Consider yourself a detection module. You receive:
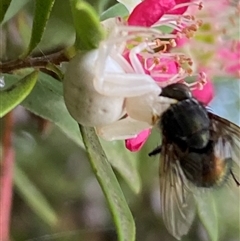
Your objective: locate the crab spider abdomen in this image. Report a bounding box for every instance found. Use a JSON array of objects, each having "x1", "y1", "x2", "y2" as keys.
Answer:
[{"x1": 63, "y1": 50, "x2": 125, "y2": 126}]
